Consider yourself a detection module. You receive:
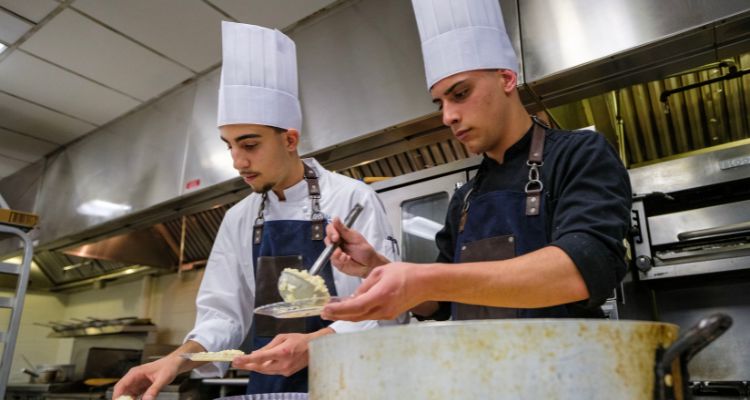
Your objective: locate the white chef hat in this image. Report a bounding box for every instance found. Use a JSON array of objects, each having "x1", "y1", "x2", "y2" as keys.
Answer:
[
  {"x1": 411, "y1": 0, "x2": 519, "y2": 89},
  {"x1": 217, "y1": 21, "x2": 302, "y2": 131}
]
